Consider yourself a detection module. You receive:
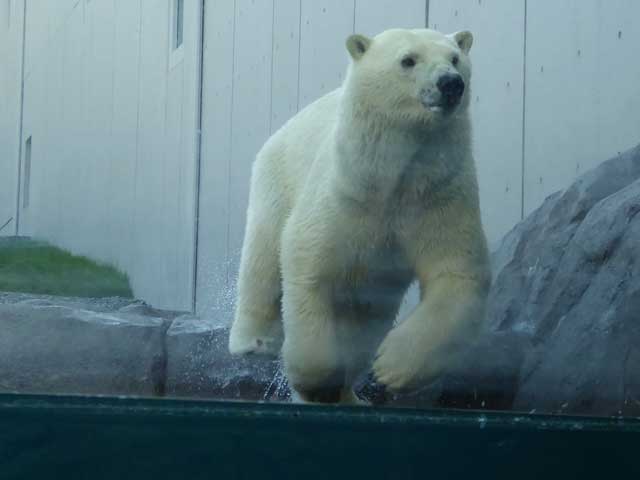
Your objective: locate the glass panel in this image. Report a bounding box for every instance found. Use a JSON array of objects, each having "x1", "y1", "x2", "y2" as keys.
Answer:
[{"x1": 0, "y1": 0, "x2": 638, "y2": 420}]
